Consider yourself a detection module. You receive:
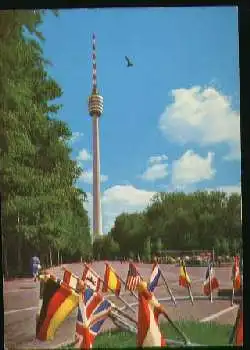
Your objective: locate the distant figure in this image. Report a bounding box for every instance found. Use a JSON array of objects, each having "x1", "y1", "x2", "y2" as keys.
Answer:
[
  {"x1": 31, "y1": 255, "x2": 41, "y2": 282},
  {"x1": 125, "y1": 56, "x2": 133, "y2": 67}
]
